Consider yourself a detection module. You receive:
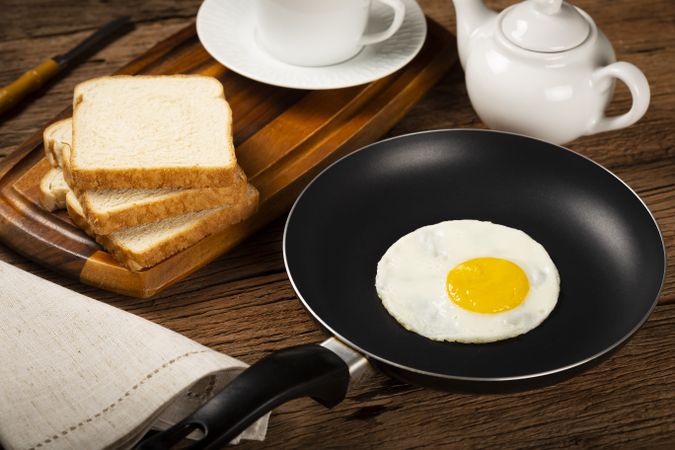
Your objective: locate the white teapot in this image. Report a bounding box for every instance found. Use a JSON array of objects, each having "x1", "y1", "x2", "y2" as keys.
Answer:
[{"x1": 453, "y1": 0, "x2": 650, "y2": 144}]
